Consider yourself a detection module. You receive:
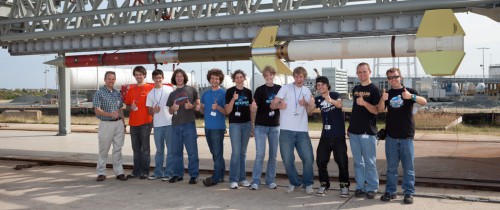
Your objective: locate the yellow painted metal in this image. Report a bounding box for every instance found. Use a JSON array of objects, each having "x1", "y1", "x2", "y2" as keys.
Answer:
[
  {"x1": 416, "y1": 9, "x2": 465, "y2": 37},
  {"x1": 251, "y1": 56, "x2": 292, "y2": 75},
  {"x1": 417, "y1": 51, "x2": 465, "y2": 76},
  {"x1": 251, "y1": 26, "x2": 279, "y2": 48},
  {"x1": 417, "y1": 9, "x2": 465, "y2": 76}
]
